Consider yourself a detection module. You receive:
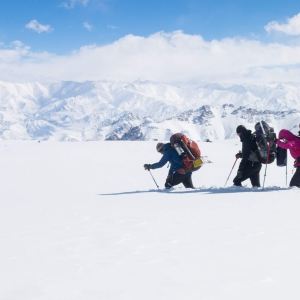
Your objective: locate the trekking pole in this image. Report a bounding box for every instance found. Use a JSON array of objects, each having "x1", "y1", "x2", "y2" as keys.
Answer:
[
  {"x1": 262, "y1": 165, "x2": 268, "y2": 190},
  {"x1": 262, "y1": 142, "x2": 271, "y2": 190},
  {"x1": 286, "y1": 154, "x2": 288, "y2": 186},
  {"x1": 260, "y1": 121, "x2": 266, "y2": 135},
  {"x1": 148, "y1": 170, "x2": 159, "y2": 189},
  {"x1": 259, "y1": 121, "x2": 270, "y2": 191},
  {"x1": 224, "y1": 157, "x2": 239, "y2": 187}
]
